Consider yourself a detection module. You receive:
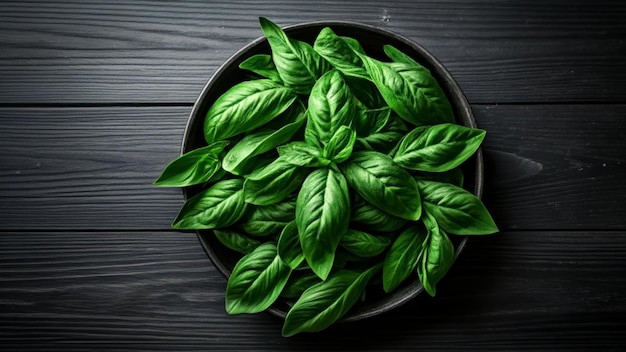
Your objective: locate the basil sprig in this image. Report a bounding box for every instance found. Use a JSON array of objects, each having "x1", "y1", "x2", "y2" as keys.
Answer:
[{"x1": 156, "y1": 17, "x2": 498, "y2": 336}]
